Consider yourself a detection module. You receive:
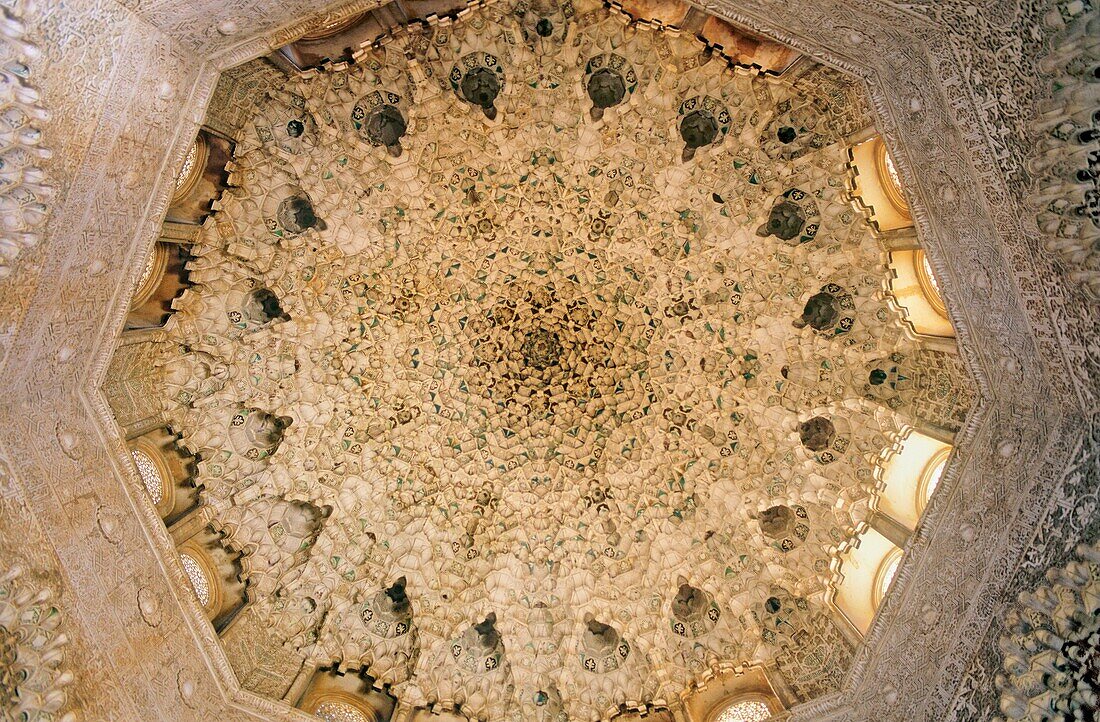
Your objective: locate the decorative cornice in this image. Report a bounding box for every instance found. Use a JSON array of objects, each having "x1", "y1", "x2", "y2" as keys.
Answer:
[
  {"x1": 0, "y1": 0, "x2": 1092, "y2": 719},
  {"x1": 212, "y1": 0, "x2": 391, "y2": 72}
]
